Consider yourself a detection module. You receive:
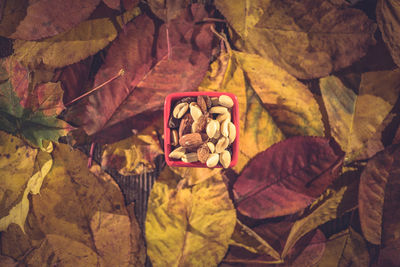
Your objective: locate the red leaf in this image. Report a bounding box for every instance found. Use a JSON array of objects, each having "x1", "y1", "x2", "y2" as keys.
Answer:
[
  {"x1": 10, "y1": 0, "x2": 101, "y2": 40},
  {"x1": 81, "y1": 4, "x2": 214, "y2": 137},
  {"x1": 3, "y1": 58, "x2": 29, "y2": 107},
  {"x1": 233, "y1": 136, "x2": 344, "y2": 219}
]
